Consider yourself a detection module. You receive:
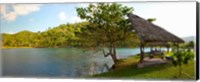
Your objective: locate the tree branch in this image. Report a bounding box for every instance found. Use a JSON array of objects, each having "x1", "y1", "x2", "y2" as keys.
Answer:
[{"x1": 102, "y1": 48, "x2": 112, "y2": 57}]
